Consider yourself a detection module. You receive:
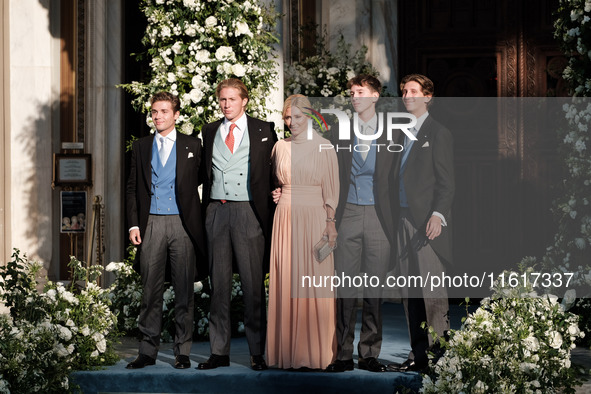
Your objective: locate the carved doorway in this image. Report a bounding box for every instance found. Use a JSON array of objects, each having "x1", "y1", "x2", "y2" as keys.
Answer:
[{"x1": 398, "y1": 0, "x2": 566, "y2": 275}]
